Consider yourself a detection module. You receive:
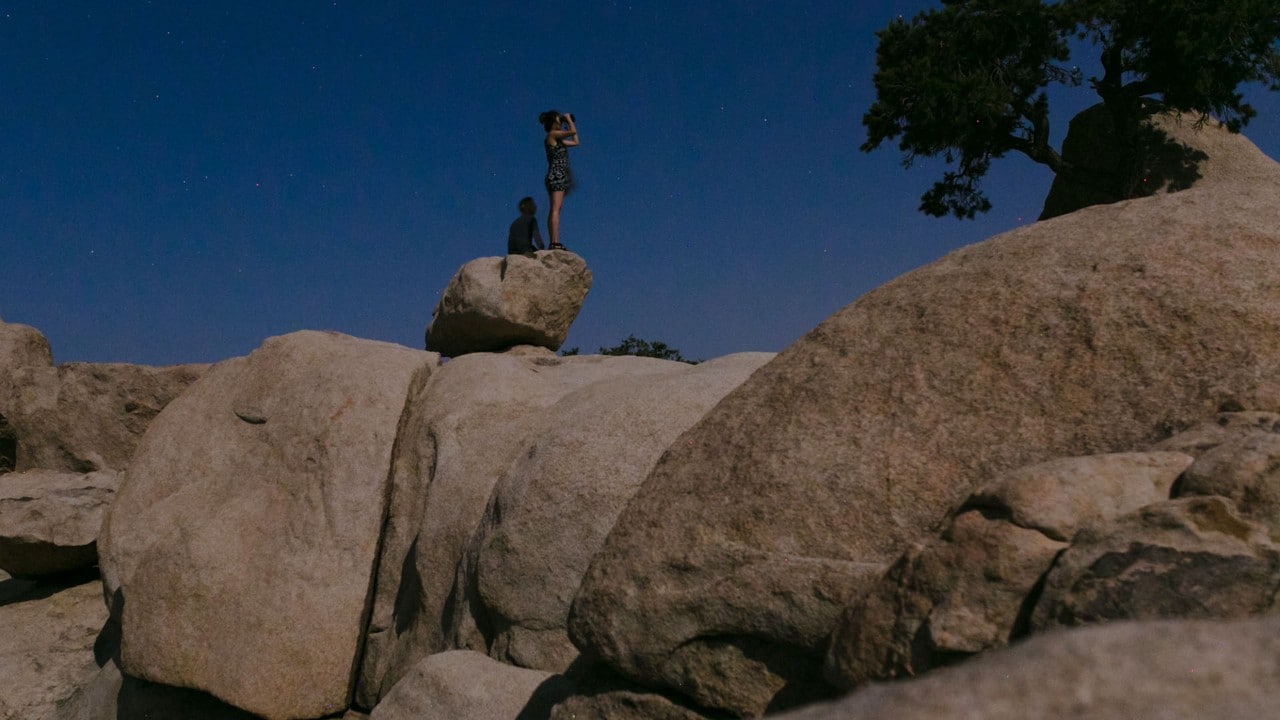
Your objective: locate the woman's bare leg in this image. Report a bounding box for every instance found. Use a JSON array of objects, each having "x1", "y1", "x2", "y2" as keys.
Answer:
[{"x1": 547, "y1": 190, "x2": 566, "y2": 246}]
